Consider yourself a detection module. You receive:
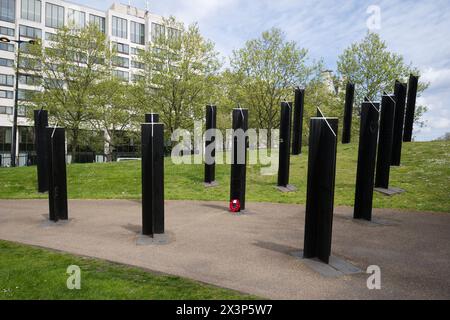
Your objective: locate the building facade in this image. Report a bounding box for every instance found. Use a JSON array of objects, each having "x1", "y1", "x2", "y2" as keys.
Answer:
[{"x1": 0, "y1": 0, "x2": 166, "y2": 166}]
